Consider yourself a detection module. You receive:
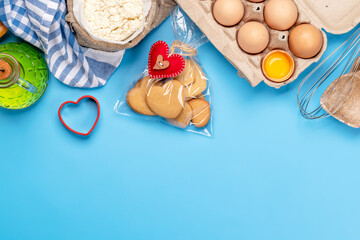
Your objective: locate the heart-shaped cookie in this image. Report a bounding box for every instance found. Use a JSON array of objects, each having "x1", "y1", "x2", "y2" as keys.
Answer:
[
  {"x1": 146, "y1": 80, "x2": 185, "y2": 118},
  {"x1": 174, "y1": 59, "x2": 196, "y2": 86},
  {"x1": 127, "y1": 87, "x2": 156, "y2": 116},
  {"x1": 185, "y1": 60, "x2": 207, "y2": 98},
  {"x1": 188, "y1": 98, "x2": 210, "y2": 128},
  {"x1": 148, "y1": 41, "x2": 185, "y2": 79},
  {"x1": 166, "y1": 102, "x2": 193, "y2": 128},
  {"x1": 135, "y1": 76, "x2": 163, "y2": 90}
]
